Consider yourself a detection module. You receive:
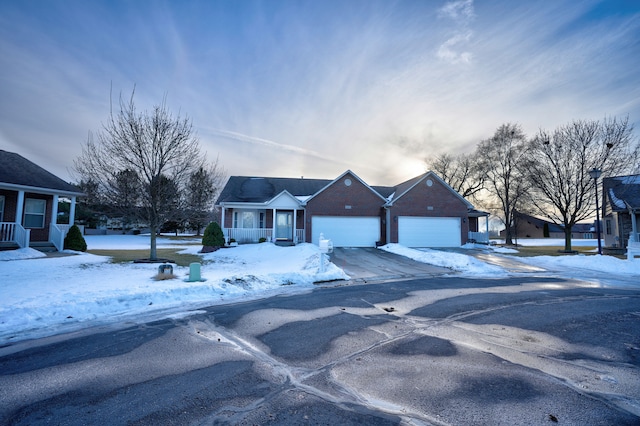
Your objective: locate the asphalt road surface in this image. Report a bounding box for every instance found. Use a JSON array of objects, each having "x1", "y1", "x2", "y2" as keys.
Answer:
[{"x1": 1, "y1": 261, "x2": 639, "y2": 425}]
